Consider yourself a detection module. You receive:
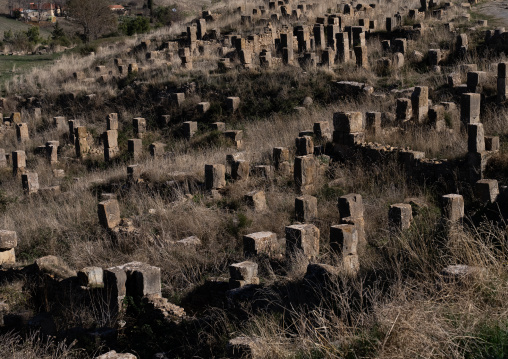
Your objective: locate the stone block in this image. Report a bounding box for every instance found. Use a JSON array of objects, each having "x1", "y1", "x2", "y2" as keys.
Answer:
[
  {"x1": 0, "y1": 248, "x2": 15, "y2": 265},
  {"x1": 22, "y1": 172, "x2": 39, "y2": 194},
  {"x1": 232, "y1": 160, "x2": 250, "y2": 181},
  {"x1": 295, "y1": 136, "x2": 314, "y2": 156},
  {"x1": 98, "y1": 199, "x2": 121, "y2": 229},
  {"x1": 338, "y1": 193, "x2": 364, "y2": 219},
  {"x1": 149, "y1": 142, "x2": 165, "y2": 158},
  {"x1": 388, "y1": 203, "x2": 413, "y2": 231},
  {"x1": 442, "y1": 194, "x2": 464, "y2": 222},
  {"x1": 127, "y1": 165, "x2": 141, "y2": 182},
  {"x1": 128, "y1": 139, "x2": 142, "y2": 161},
  {"x1": 333, "y1": 112, "x2": 363, "y2": 133},
  {"x1": 103, "y1": 266, "x2": 127, "y2": 297},
  {"x1": 198, "y1": 102, "x2": 210, "y2": 114},
  {"x1": 103, "y1": 130, "x2": 118, "y2": 148},
  {"x1": 467, "y1": 123, "x2": 485, "y2": 153},
  {"x1": 295, "y1": 195, "x2": 318, "y2": 222},
  {"x1": 243, "y1": 231, "x2": 277, "y2": 256},
  {"x1": 183, "y1": 121, "x2": 198, "y2": 140},
  {"x1": 411, "y1": 86, "x2": 429, "y2": 122},
  {"x1": 294, "y1": 155, "x2": 316, "y2": 193},
  {"x1": 205, "y1": 164, "x2": 226, "y2": 190},
  {"x1": 0, "y1": 230, "x2": 17, "y2": 250},
  {"x1": 485, "y1": 136, "x2": 500, "y2": 151},
  {"x1": 78, "y1": 267, "x2": 104, "y2": 287},
  {"x1": 171, "y1": 93, "x2": 185, "y2": 107},
  {"x1": 121, "y1": 262, "x2": 162, "y2": 297},
  {"x1": 229, "y1": 261, "x2": 258, "y2": 281},
  {"x1": 133, "y1": 118, "x2": 146, "y2": 139},
  {"x1": 285, "y1": 224, "x2": 320, "y2": 259},
  {"x1": 107, "y1": 113, "x2": 118, "y2": 130},
  {"x1": 227, "y1": 97, "x2": 240, "y2": 112},
  {"x1": 244, "y1": 190, "x2": 267, "y2": 212},
  {"x1": 475, "y1": 179, "x2": 499, "y2": 203},
  {"x1": 330, "y1": 224, "x2": 358, "y2": 255},
  {"x1": 313, "y1": 121, "x2": 332, "y2": 141},
  {"x1": 460, "y1": 93, "x2": 481, "y2": 124}
]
